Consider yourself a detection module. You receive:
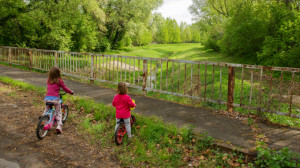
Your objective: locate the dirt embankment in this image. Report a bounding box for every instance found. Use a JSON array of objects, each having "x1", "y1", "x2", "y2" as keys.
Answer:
[{"x1": 0, "y1": 82, "x2": 120, "y2": 168}]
